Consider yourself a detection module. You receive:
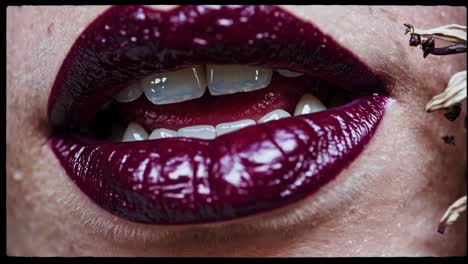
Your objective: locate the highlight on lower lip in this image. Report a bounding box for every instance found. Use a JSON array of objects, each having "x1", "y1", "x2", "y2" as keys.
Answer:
[{"x1": 50, "y1": 95, "x2": 389, "y2": 225}]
